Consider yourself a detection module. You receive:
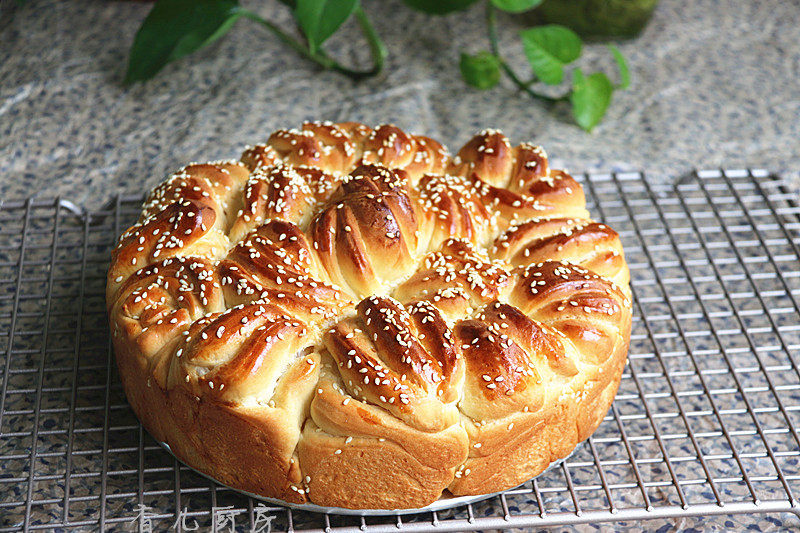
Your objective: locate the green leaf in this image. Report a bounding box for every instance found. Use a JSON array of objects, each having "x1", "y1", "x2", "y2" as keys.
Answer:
[
  {"x1": 608, "y1": 44, "x2": 630, "y2": 89},
  {"x1": 519, "y1": 24, "x2": 582, "y2": 85},
  {"x1": 125, "y1": 0, "x2": 242, "y2": 84},
  {"x1": 490, "y1": 0, "x2": 542, "y2": 13},
  {"x1": 571, "y1": 69, "x2": 614, "y2": 131},
  {"x1": 294, "y1": 0, "x2": 358, "y2": 54},
  {"x1": 403, "y1": 0, "x2": 479, "y2": 15},
  {"x1": 460, "y1": 51, "x2": 501, "y2": 90}
]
